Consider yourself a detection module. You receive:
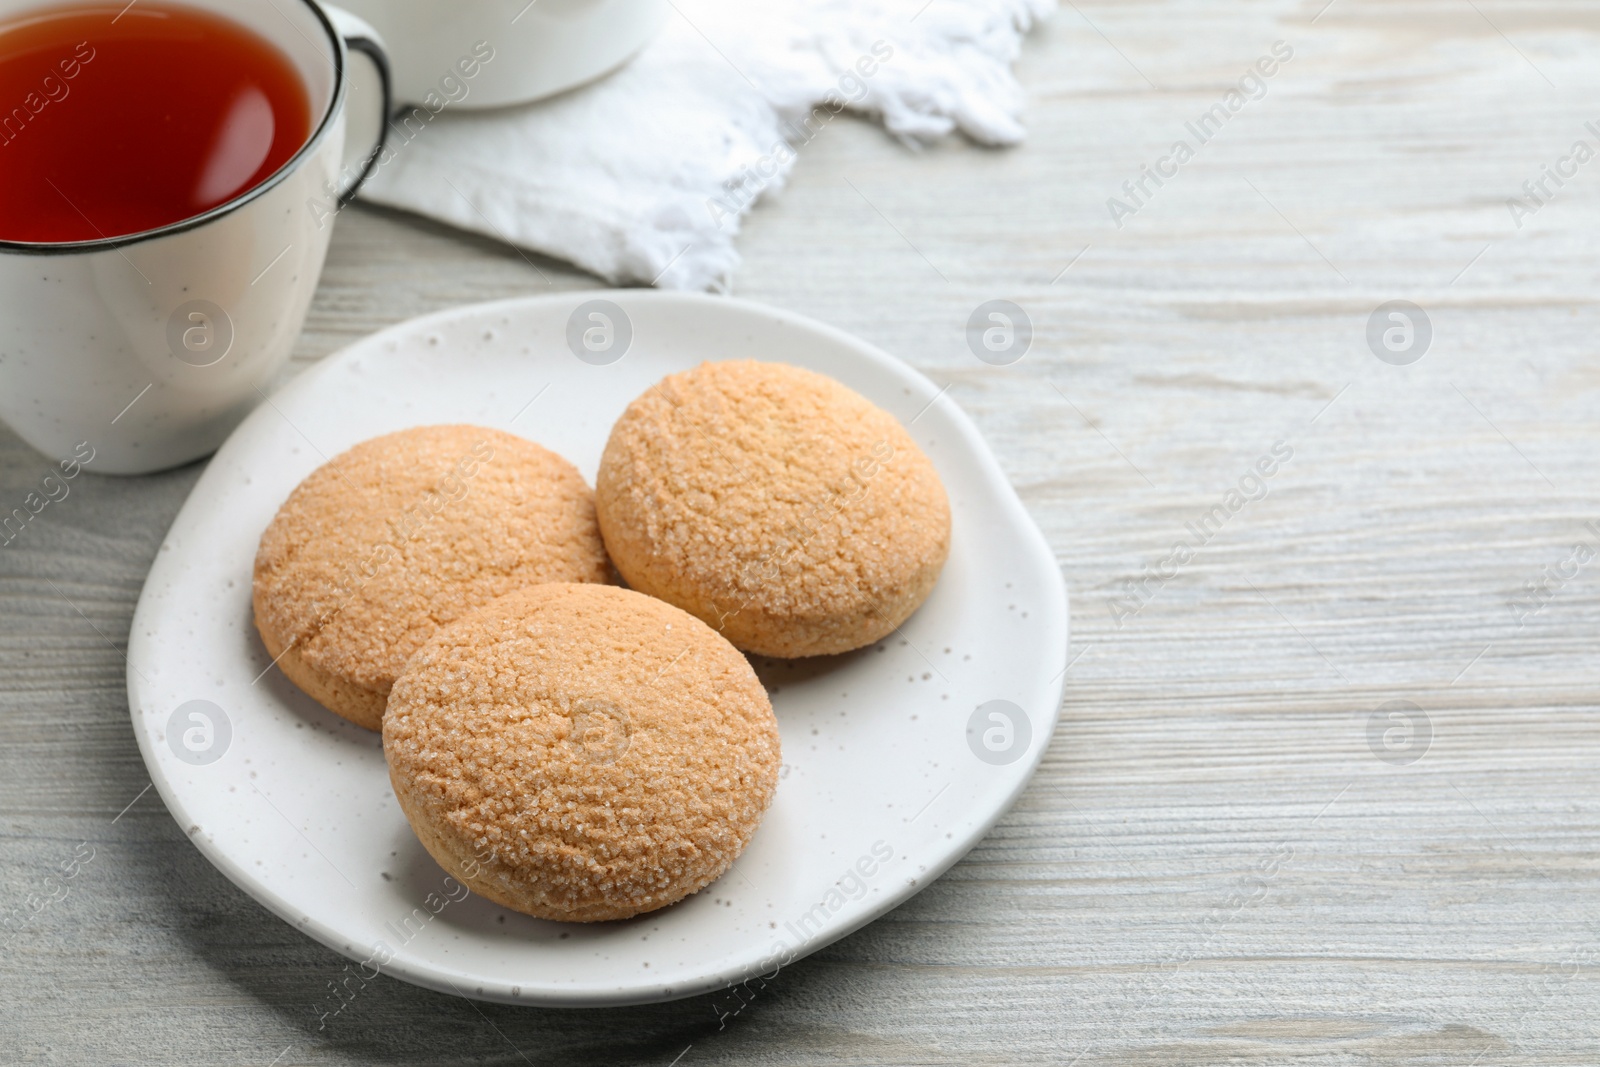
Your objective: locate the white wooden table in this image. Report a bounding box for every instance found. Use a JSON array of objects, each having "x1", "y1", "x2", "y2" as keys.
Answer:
[{"x1": 5, "y1": 1, "x2": 1599, "y2": 1062}]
